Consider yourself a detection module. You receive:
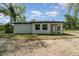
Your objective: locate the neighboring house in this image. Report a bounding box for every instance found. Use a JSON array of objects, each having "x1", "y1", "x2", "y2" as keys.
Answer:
[{"x1": 13, "y1": 21, "x2": 64, "y2": 34}]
